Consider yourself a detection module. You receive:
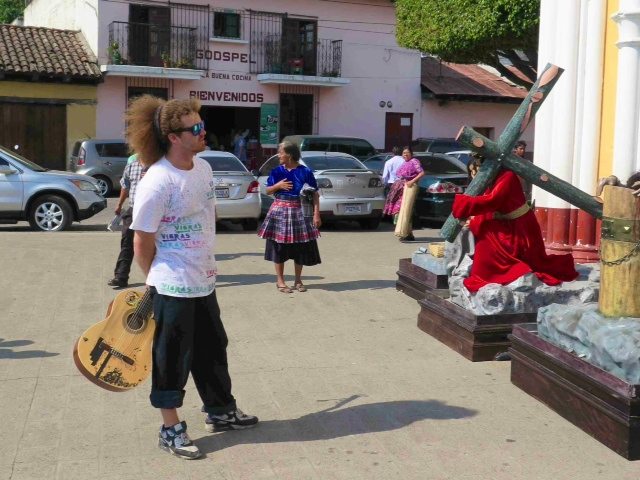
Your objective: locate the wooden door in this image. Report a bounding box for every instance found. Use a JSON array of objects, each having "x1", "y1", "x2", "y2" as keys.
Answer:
[
  {"x1": 129, "y1": 5, "x2": 170, "y2": 67},
  {"x1": 282, "y1": 19, "x2": 317, "y2": 75},
  {"x1": 0, "y1": 102, "x2": 67, "y2": 170},
  {"x1": 385, "y1": 112, "x2": 413, "y2": 152}
]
